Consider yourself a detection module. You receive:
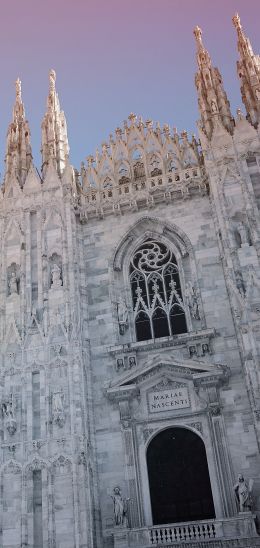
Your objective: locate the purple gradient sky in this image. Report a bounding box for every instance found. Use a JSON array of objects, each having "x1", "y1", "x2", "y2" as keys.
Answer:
[{"x1": 0, "y1": 0, "x2": 259, "y2": 174}]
